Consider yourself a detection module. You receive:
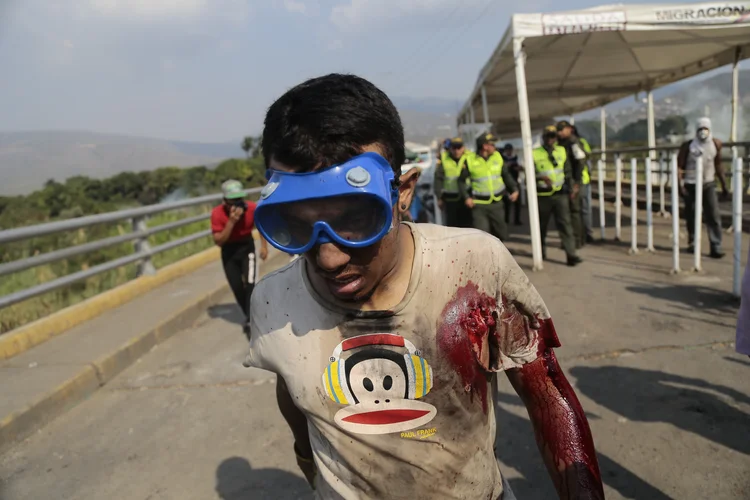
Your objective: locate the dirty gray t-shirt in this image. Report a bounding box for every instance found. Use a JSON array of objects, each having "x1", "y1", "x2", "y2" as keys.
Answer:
[{"x1": 245, "y1": 223, "x2": 558, "y2": 500}]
